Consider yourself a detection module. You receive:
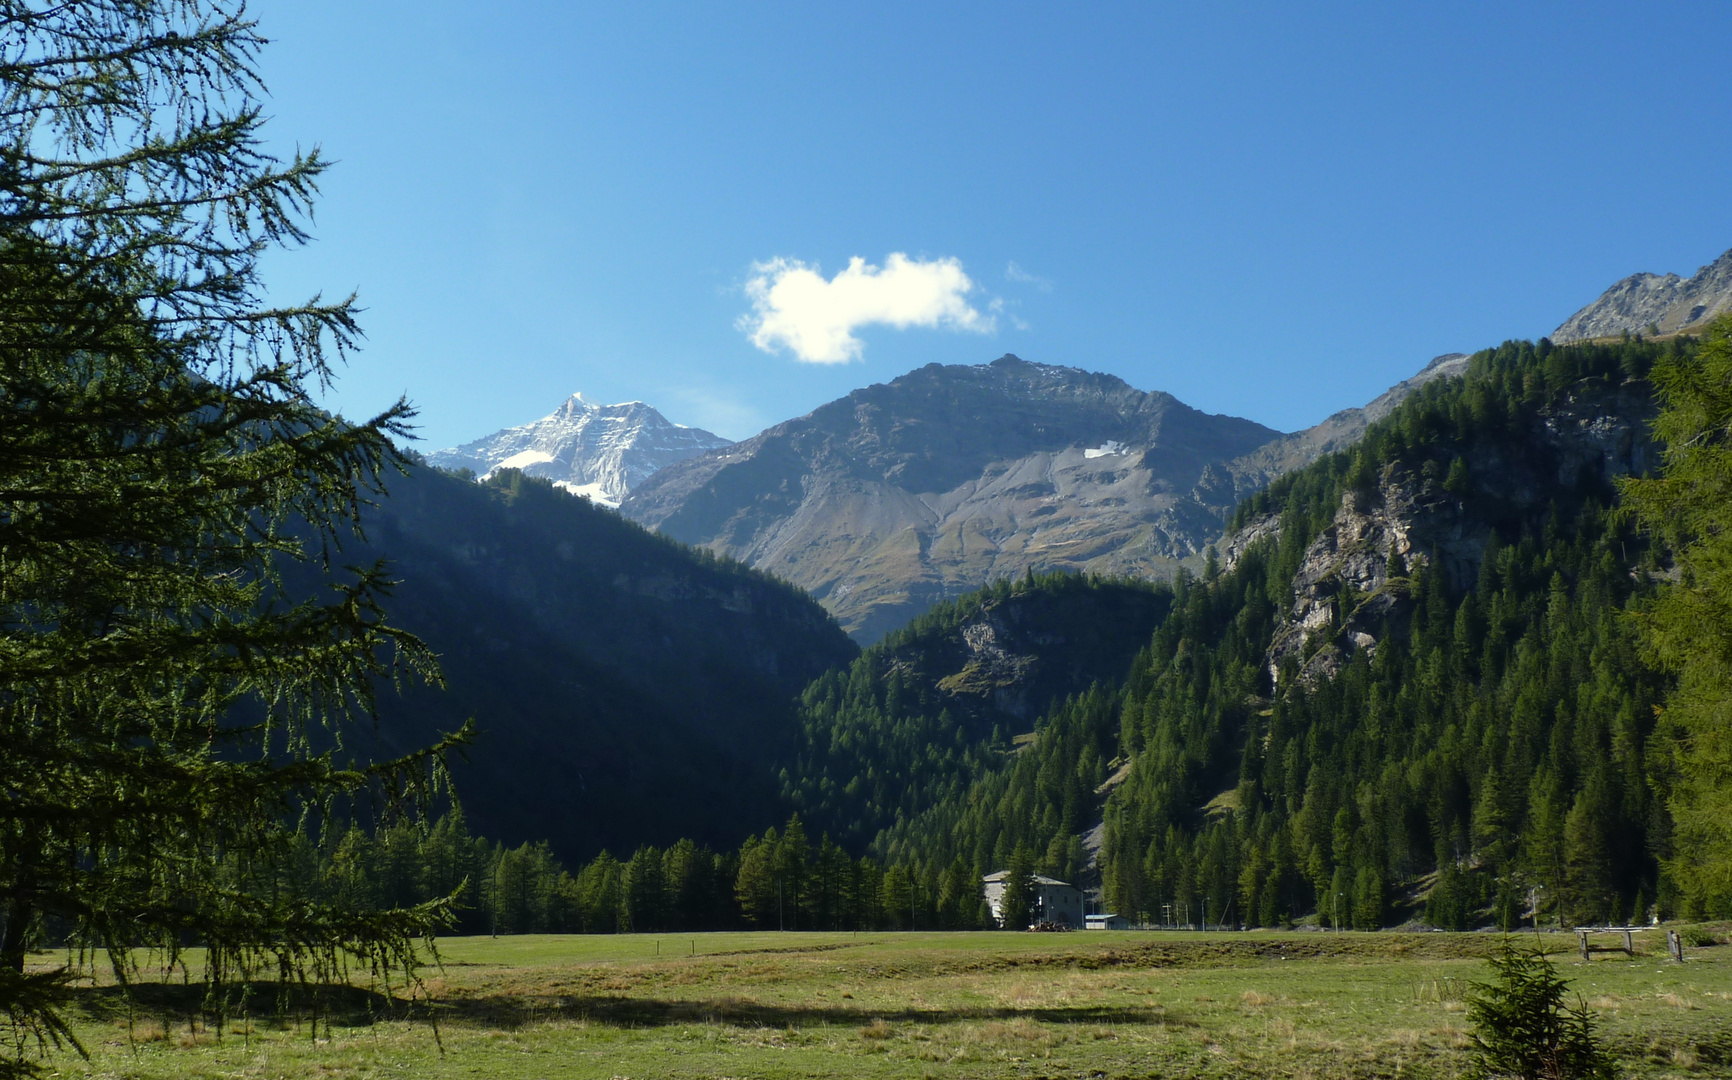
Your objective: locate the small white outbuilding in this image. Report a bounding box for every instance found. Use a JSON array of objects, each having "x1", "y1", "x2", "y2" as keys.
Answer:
[{"x1": 1085, "y1": 913, "x2": 1132, "y2": 931}]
